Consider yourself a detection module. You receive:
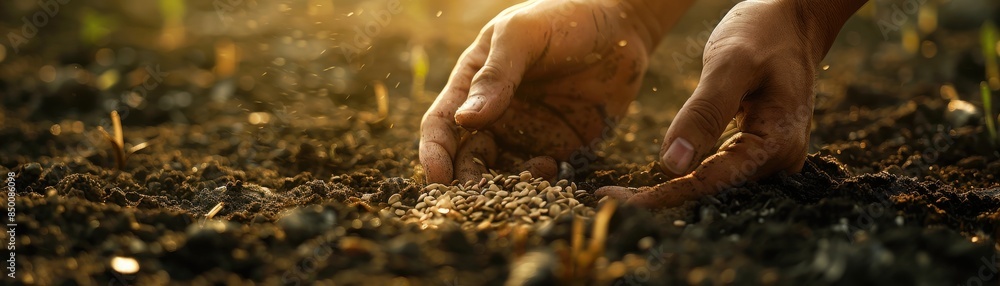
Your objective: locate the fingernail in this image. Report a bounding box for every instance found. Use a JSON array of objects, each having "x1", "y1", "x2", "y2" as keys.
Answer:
[
  {"x1": 458, "y1": 95, "x2": 486, "y2": 114},
  {"x1": 662, "y1": 138, "x2": 694, "y2": 174}
]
